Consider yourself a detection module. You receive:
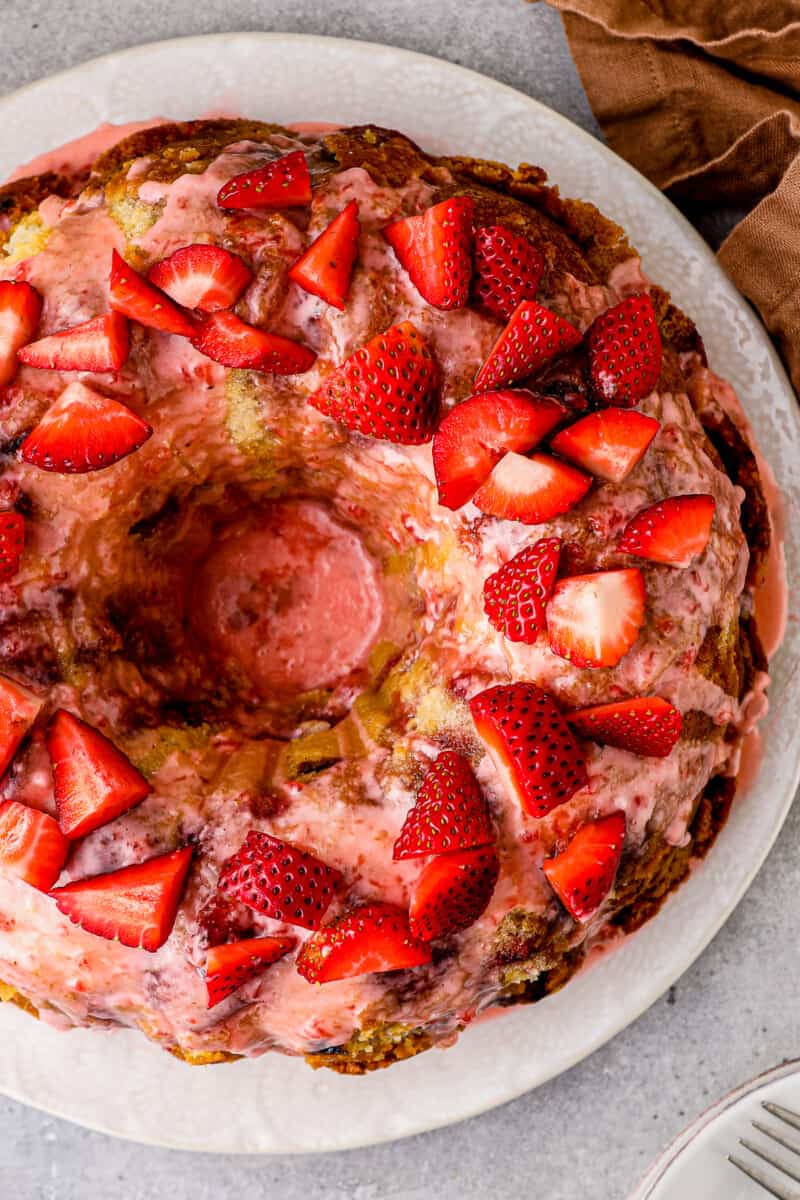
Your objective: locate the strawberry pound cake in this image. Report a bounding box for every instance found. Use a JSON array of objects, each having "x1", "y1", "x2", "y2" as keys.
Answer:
[{"x1": 0, "y1": 120, "x2": 773, "y2": 1072}]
